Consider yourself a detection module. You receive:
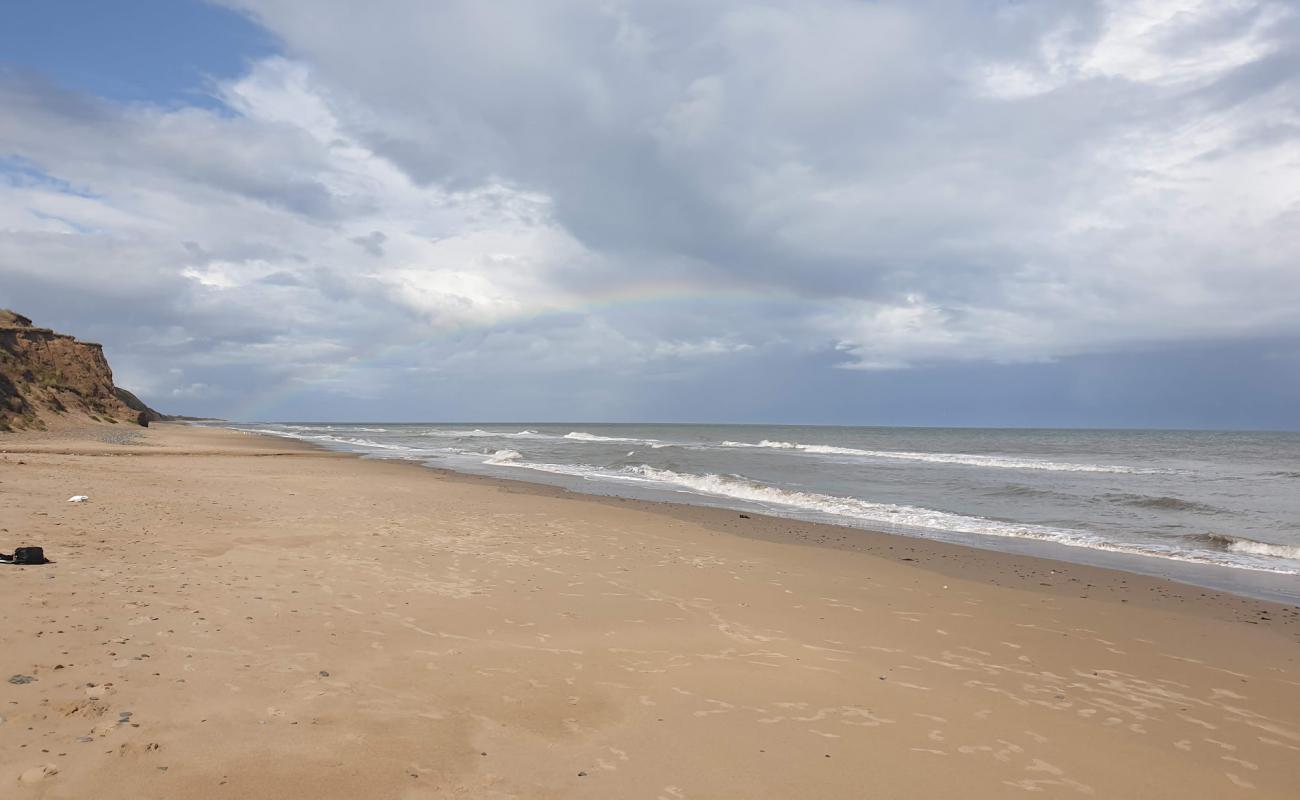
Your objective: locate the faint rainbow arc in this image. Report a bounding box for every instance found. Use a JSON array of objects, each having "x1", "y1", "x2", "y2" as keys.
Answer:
[{"x1": 226, "y1": 284, "x2": 805, "y2": 420}]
